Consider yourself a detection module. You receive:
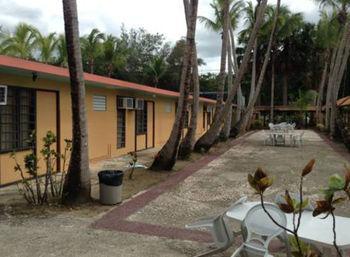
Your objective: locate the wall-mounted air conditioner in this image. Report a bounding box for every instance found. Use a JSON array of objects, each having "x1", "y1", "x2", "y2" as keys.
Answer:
[
  {"x1": 135, "y1": 99, "x2": 144, "y2": 110},
  {"x1": 0, "y1": 85, "x2": 7, "y2": 105},
  {"x1": 117, "y1": 97, "x2": 134, "y2": 109}
]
